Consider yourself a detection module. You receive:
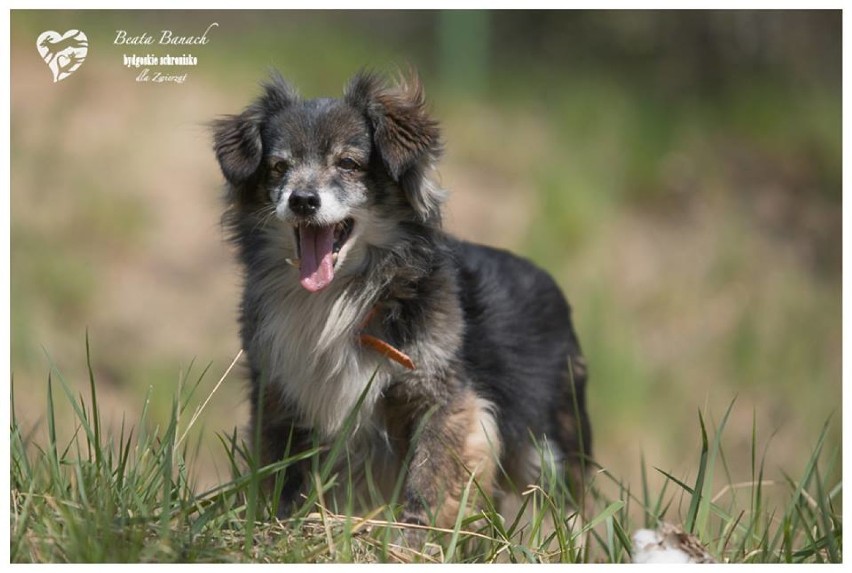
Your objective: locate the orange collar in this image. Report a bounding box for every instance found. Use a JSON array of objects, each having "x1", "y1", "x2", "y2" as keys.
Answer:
[{"x1": 357, "y1": 306, "x2": 416, "y2": 370}]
